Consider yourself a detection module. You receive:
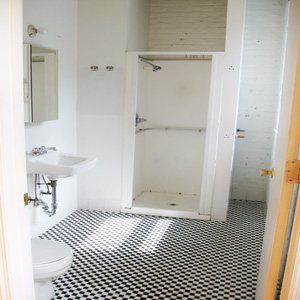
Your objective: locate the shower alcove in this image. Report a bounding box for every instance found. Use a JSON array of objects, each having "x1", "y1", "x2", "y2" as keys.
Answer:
[
  {"x1": 121, "y1": 52, "x2": 225, "y2": 220},
  {"x1": 121, "y1": 1, "x2": 244, "y2": 221}
]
